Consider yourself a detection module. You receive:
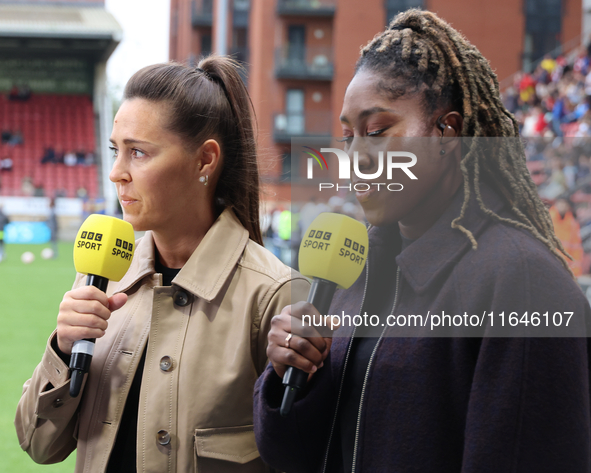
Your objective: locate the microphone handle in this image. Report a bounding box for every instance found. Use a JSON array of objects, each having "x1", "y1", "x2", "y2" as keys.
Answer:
[
  {"x1": 280, "y1": 278, "x2": 336, "y2": 417},
  {"x1": 69, "y1": 274, "x2": 109, "y2": 398}
]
